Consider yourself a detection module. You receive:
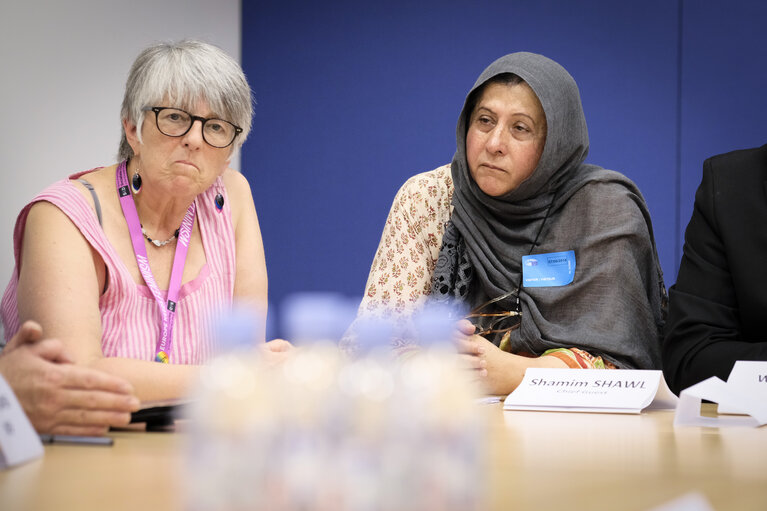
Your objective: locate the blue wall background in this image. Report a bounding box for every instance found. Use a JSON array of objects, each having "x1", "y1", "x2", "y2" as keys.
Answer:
[{"x1": 241, "y1": 1, "x2": 767, "y2": 334}]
